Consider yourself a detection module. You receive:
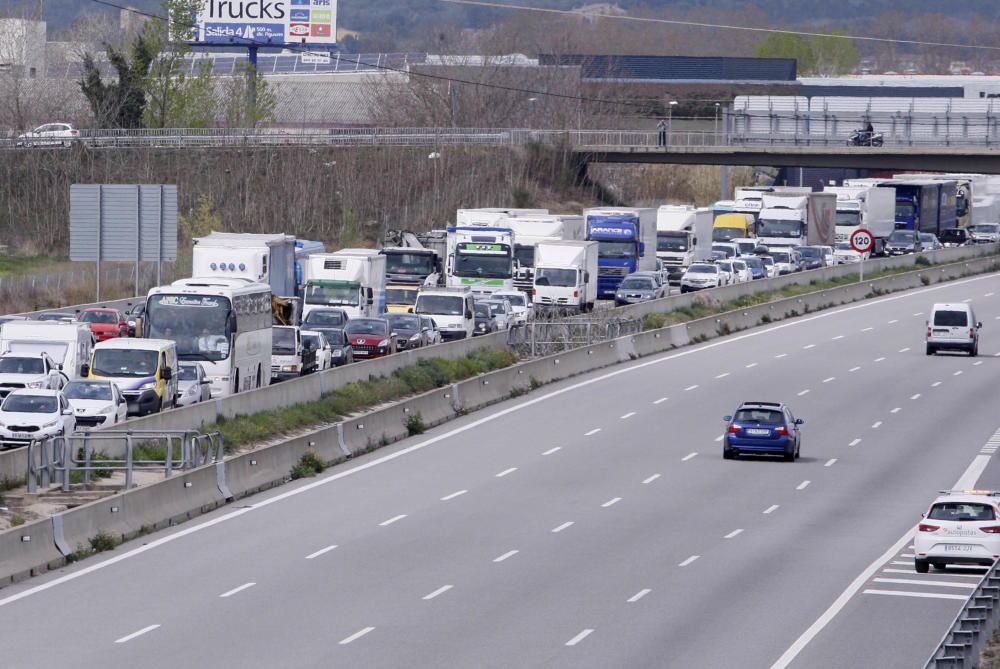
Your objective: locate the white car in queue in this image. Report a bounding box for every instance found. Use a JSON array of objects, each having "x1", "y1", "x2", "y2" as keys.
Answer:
[
  {"x1": 491, "y1": 290, "x2": 531, "y2": 325},
  {"x1": 0, "y1": 389, "x2": 75, "y2": 448},
  {"x1": 176, "y1": 362, "x2": 212, "y2": 407},
  {"x1": 914, "y1": 490, "x2": 1000, "y2": 573},
  {"x1": 64, "y1": 380, "x2": 127, "y2": 429}
]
